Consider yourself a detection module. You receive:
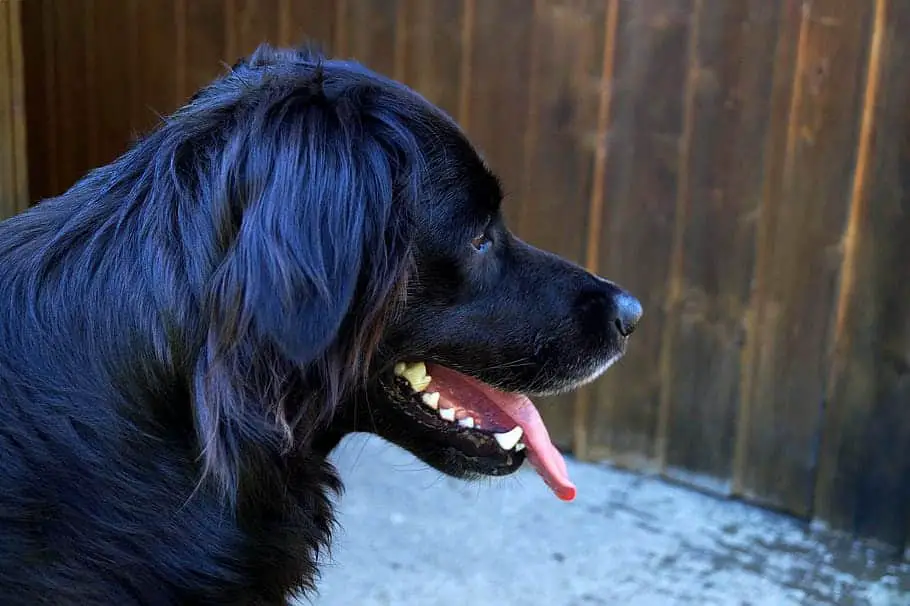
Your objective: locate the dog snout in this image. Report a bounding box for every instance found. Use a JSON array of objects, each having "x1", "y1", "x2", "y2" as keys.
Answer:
[
  {"x1": 612, "y1": 291, "x2": 643, "y2": 337},
  {"x1": 575, "y1": 277, "x2": 642, "y2": 338}
]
